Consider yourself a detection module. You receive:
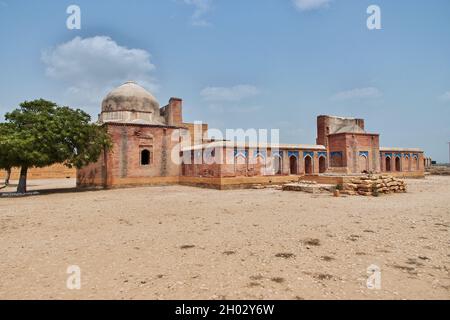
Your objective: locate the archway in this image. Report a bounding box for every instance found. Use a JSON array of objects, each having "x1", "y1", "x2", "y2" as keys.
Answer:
[
  {"x1": 319, "y1": 156, "x2": 326, "y2": 173},
  {"x1": 395, "y1": 157, "x2": 401, "y2": 171},
  {"x1": 411, "y1": 156, "x2": 418, "y2": 171},
  {"x1": 274, "y1": 156, "x2": 282, "y2": 175},
  {"x1": 234, "y1": 153, "x2": 247, "y2": 176},
  {"x1": 359, "y1": 155, "x2": 369, "y2": 173},
  {"x1": 255, "y1": 155, "x2": 265, "y2": 175},
  {"x1": 289, "y1": 156, "x2": 298, "y2": 175},
  {"x1": 385, "y1": 157, "x2": 391, "y2": 172},
  {"x1": 304, "y1": 156, "x2": 313, "y2": 175}
]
